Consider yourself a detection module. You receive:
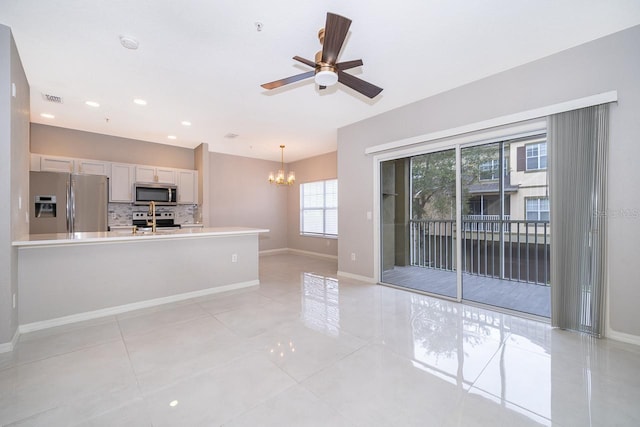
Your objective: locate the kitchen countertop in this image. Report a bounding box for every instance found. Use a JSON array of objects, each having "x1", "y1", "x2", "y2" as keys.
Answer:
[{"x1": 12, "y1": 227, "x2": 269, "y2": 247}]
